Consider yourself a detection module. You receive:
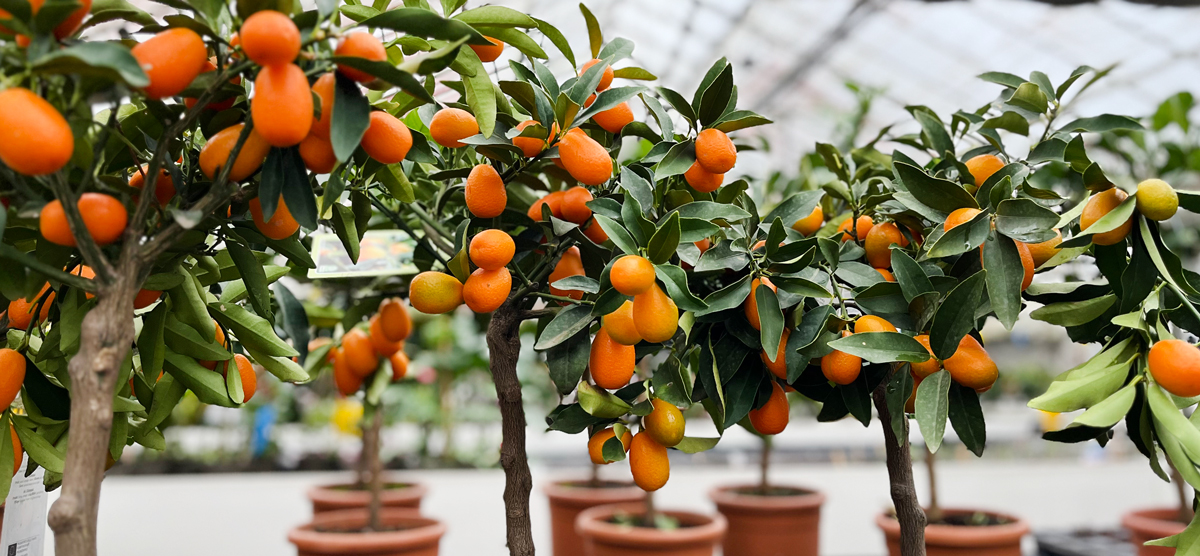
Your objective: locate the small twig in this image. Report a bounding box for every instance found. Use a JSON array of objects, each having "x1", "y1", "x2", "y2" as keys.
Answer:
[
  {"x1": 532, "y1": 292, "x2": 588, "y2": 305},
  {"x1": 0, "y1": 244, "x2": 93, "y2": 292},
  {"x1": 521, "y1": 308, "x2": 555, "y2": 320},
  {"x1": 46, "y1": 174, "x2": 110, "y2": 278},
  {"x1": 368, "y1": 194, "x2": 449, "y2": 266}
]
